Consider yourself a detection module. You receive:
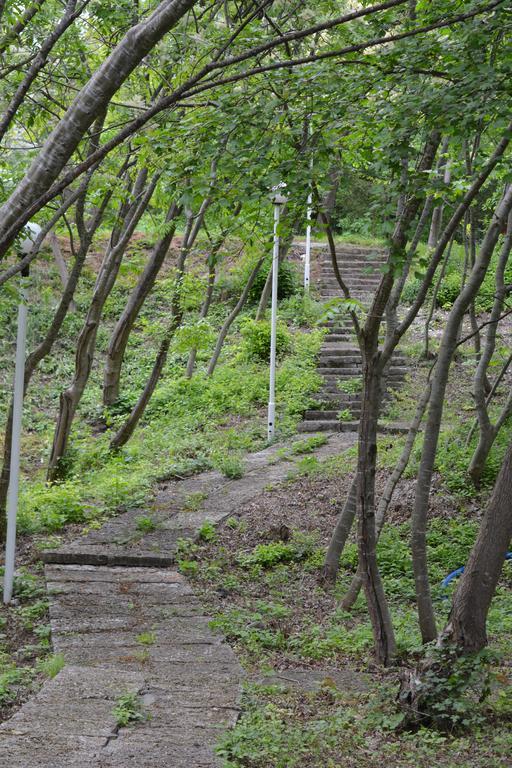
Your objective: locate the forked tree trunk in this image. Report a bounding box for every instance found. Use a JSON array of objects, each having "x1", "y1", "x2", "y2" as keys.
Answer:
[
  {"x1": 47, "y1": 171, "x2": 158, "y2": 480},
  {"x1": 468, "y1": 209, "x2": 512, "y2": 486},
  {"x1": 103, "y1": 200, "x2": 179, "y2": 405},
  {"x1": 411, "y1": 185, "x2": 512, "y2": 644}
]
